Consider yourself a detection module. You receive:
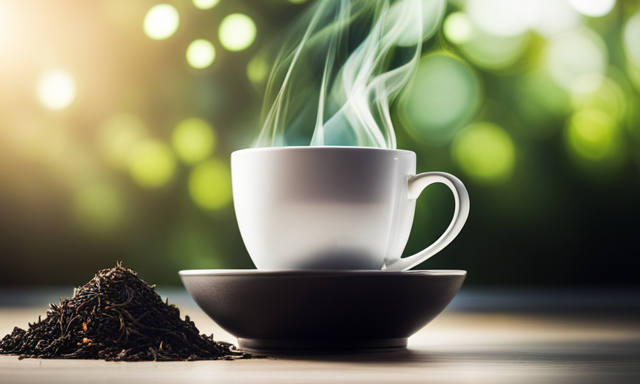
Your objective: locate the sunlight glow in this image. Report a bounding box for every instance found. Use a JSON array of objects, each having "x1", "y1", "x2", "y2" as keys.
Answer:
[{"x1": 37, "y1": 70, "x2": 76, "y2": 110}]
